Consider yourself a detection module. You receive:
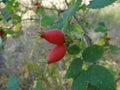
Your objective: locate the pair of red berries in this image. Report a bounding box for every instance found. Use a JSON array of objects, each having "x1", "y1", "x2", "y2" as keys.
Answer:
[{"x1": 41, "y1": 29, "x2": 66, "y2": 64}]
